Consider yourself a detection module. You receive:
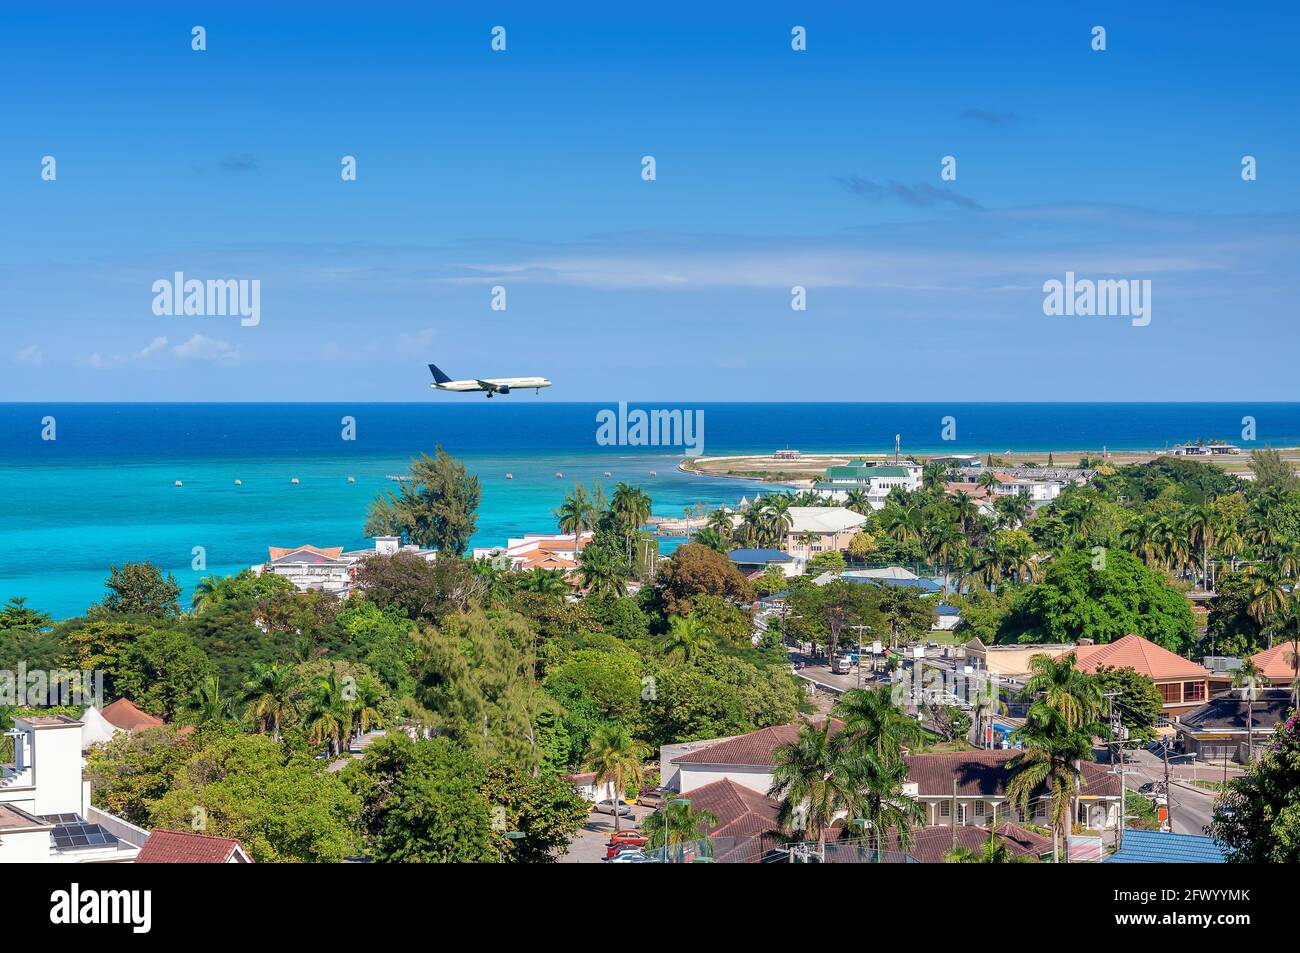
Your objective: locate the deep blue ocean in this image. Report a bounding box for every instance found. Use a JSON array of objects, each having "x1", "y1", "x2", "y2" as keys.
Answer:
[{"x1": 2, "y1": 403, "x2": 1295, "y2": 619}]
